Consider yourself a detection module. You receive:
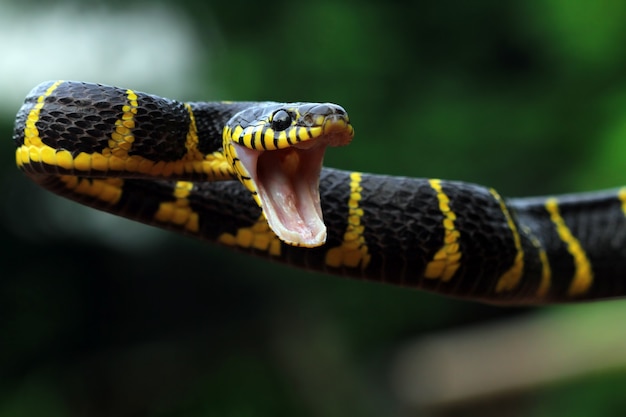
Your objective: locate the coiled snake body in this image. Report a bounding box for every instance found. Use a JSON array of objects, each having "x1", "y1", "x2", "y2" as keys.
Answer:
[{"x1": 14, "y1": 81, "x2": 626, "y2": 305}]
